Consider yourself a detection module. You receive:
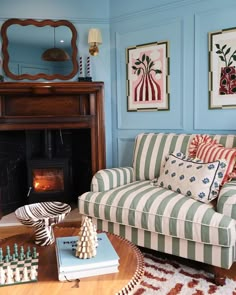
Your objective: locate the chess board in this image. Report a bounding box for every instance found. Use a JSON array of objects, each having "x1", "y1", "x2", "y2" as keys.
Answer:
[{"x1": 0, "y1": 244, "x2": 39, "y2": 287}]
